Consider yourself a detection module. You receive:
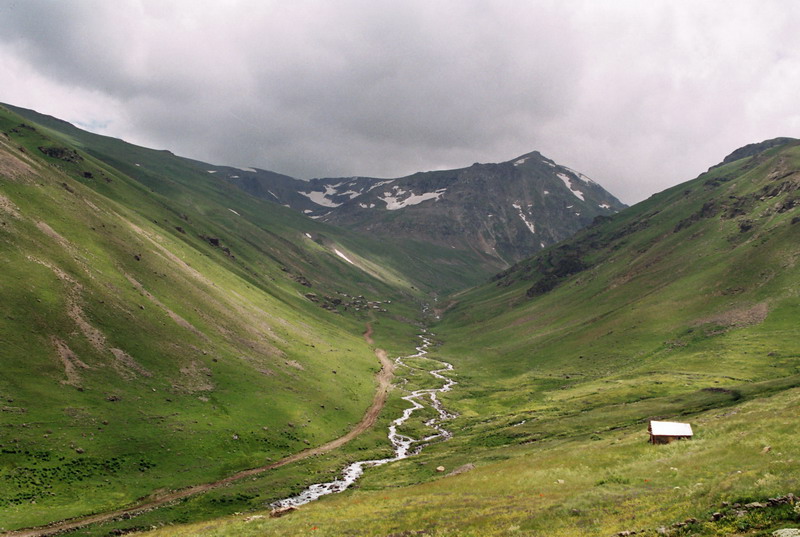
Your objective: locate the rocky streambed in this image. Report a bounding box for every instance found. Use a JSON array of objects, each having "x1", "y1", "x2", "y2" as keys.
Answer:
[{"x1": 271, "y1": 333, "x2": 456, "y2": 510}]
